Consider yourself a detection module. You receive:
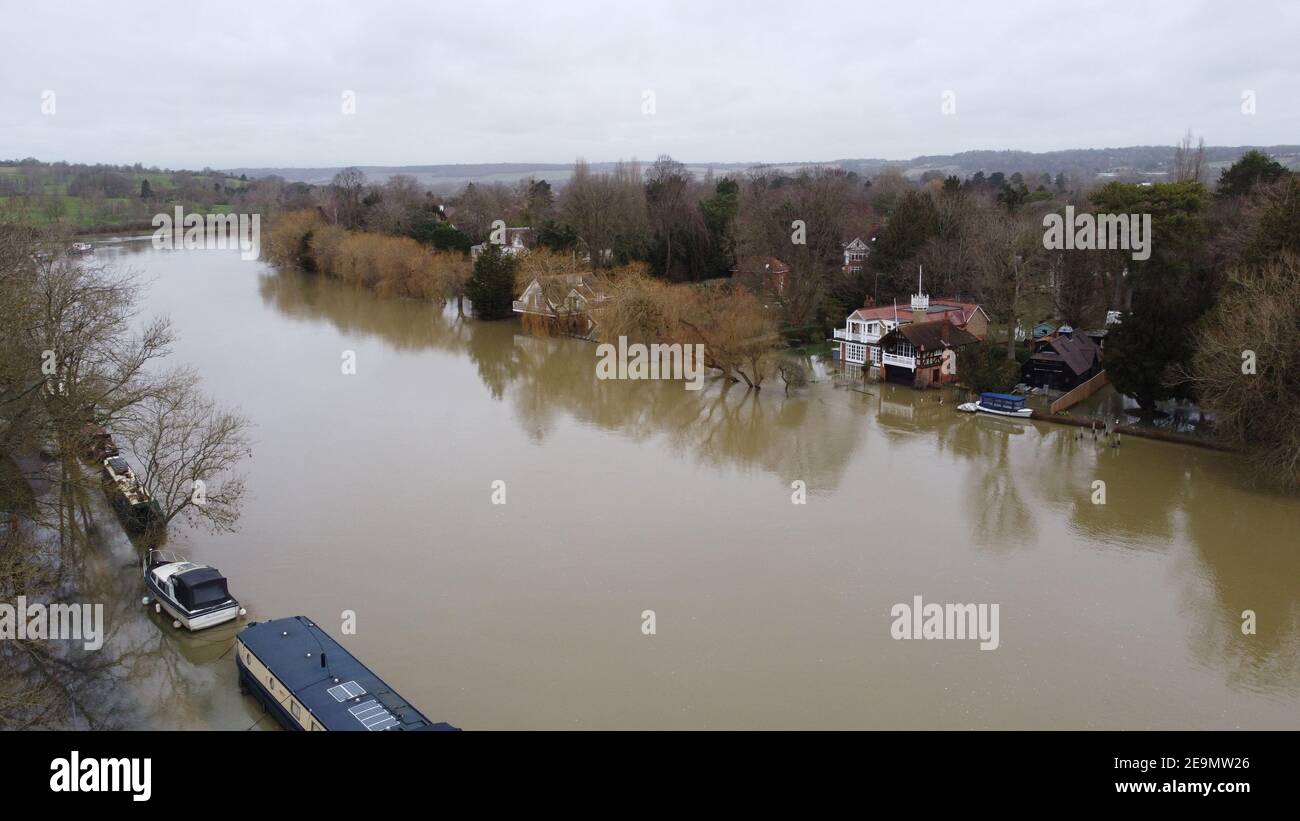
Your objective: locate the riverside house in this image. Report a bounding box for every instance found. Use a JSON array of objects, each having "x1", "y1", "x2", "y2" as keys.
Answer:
[
  {"x1": 834, "y1": 274, "x2": 989, "y2": 378},
  {"x1": 1019, "y1": 325, "x2": 1104, "y2": 392},
  {"x1": 513, "y1": 274, "x2": 611, "y2": 338},
  {"x1": 876, "y1": 315, "x2": 981, "y2": 387}
]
